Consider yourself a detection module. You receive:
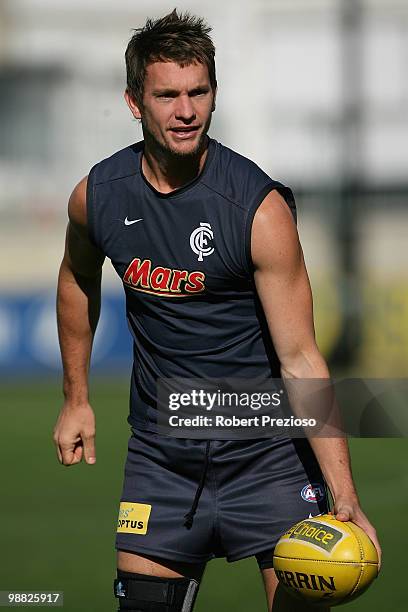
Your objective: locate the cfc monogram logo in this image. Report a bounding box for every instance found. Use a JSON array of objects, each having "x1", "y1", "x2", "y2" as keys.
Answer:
[{"x1": 190, "y1": 222, "x2": 215, "y2": 262}]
